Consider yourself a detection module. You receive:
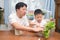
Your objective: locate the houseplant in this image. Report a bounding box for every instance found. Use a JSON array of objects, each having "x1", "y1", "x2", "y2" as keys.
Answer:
[{"x1": 43, "y1": 20, "x2": 55, "y2": 40}]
